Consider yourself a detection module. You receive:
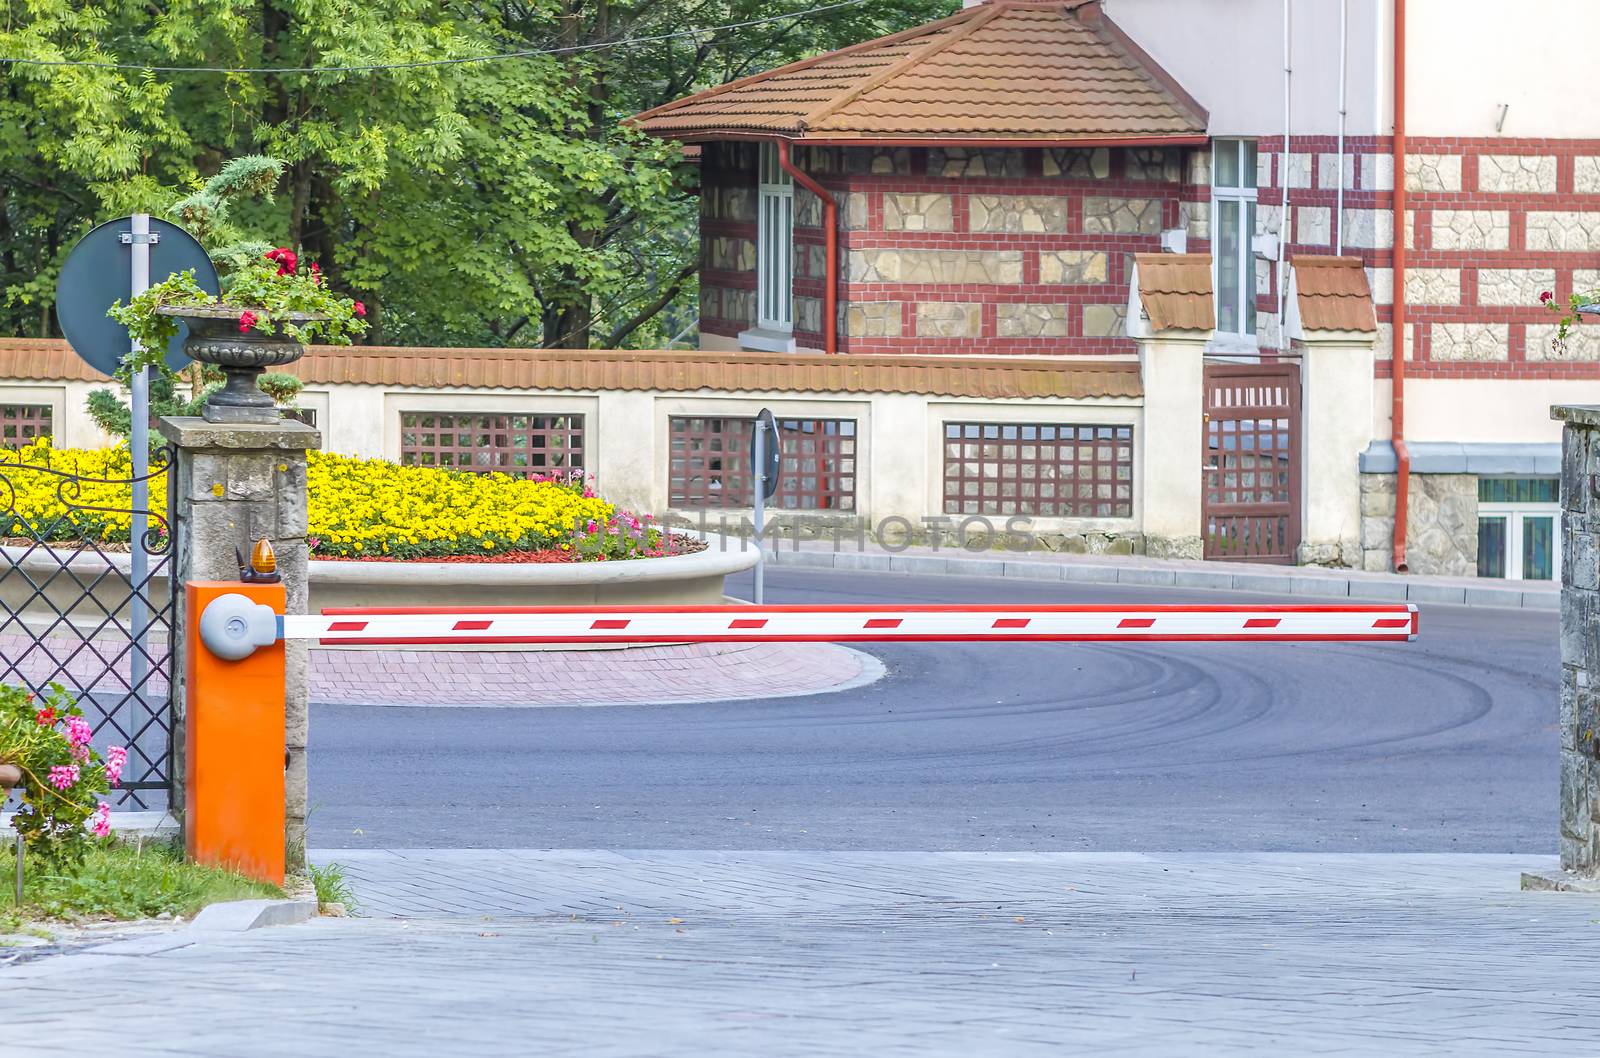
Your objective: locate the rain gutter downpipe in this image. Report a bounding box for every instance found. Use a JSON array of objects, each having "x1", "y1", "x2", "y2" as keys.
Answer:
[
  {"x1": 1335, "y1": 0, "x2": 1348, "y2": 254},
  {"x1": 1277, "y1": 0, "x2": 1293, "y2": 339},
  {"x1": 777, "y1": 139, "x2": 838, "y2": 355},
  {"x1": 1391, "y1": 0, "x2": 1410, "y2": 572}
]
